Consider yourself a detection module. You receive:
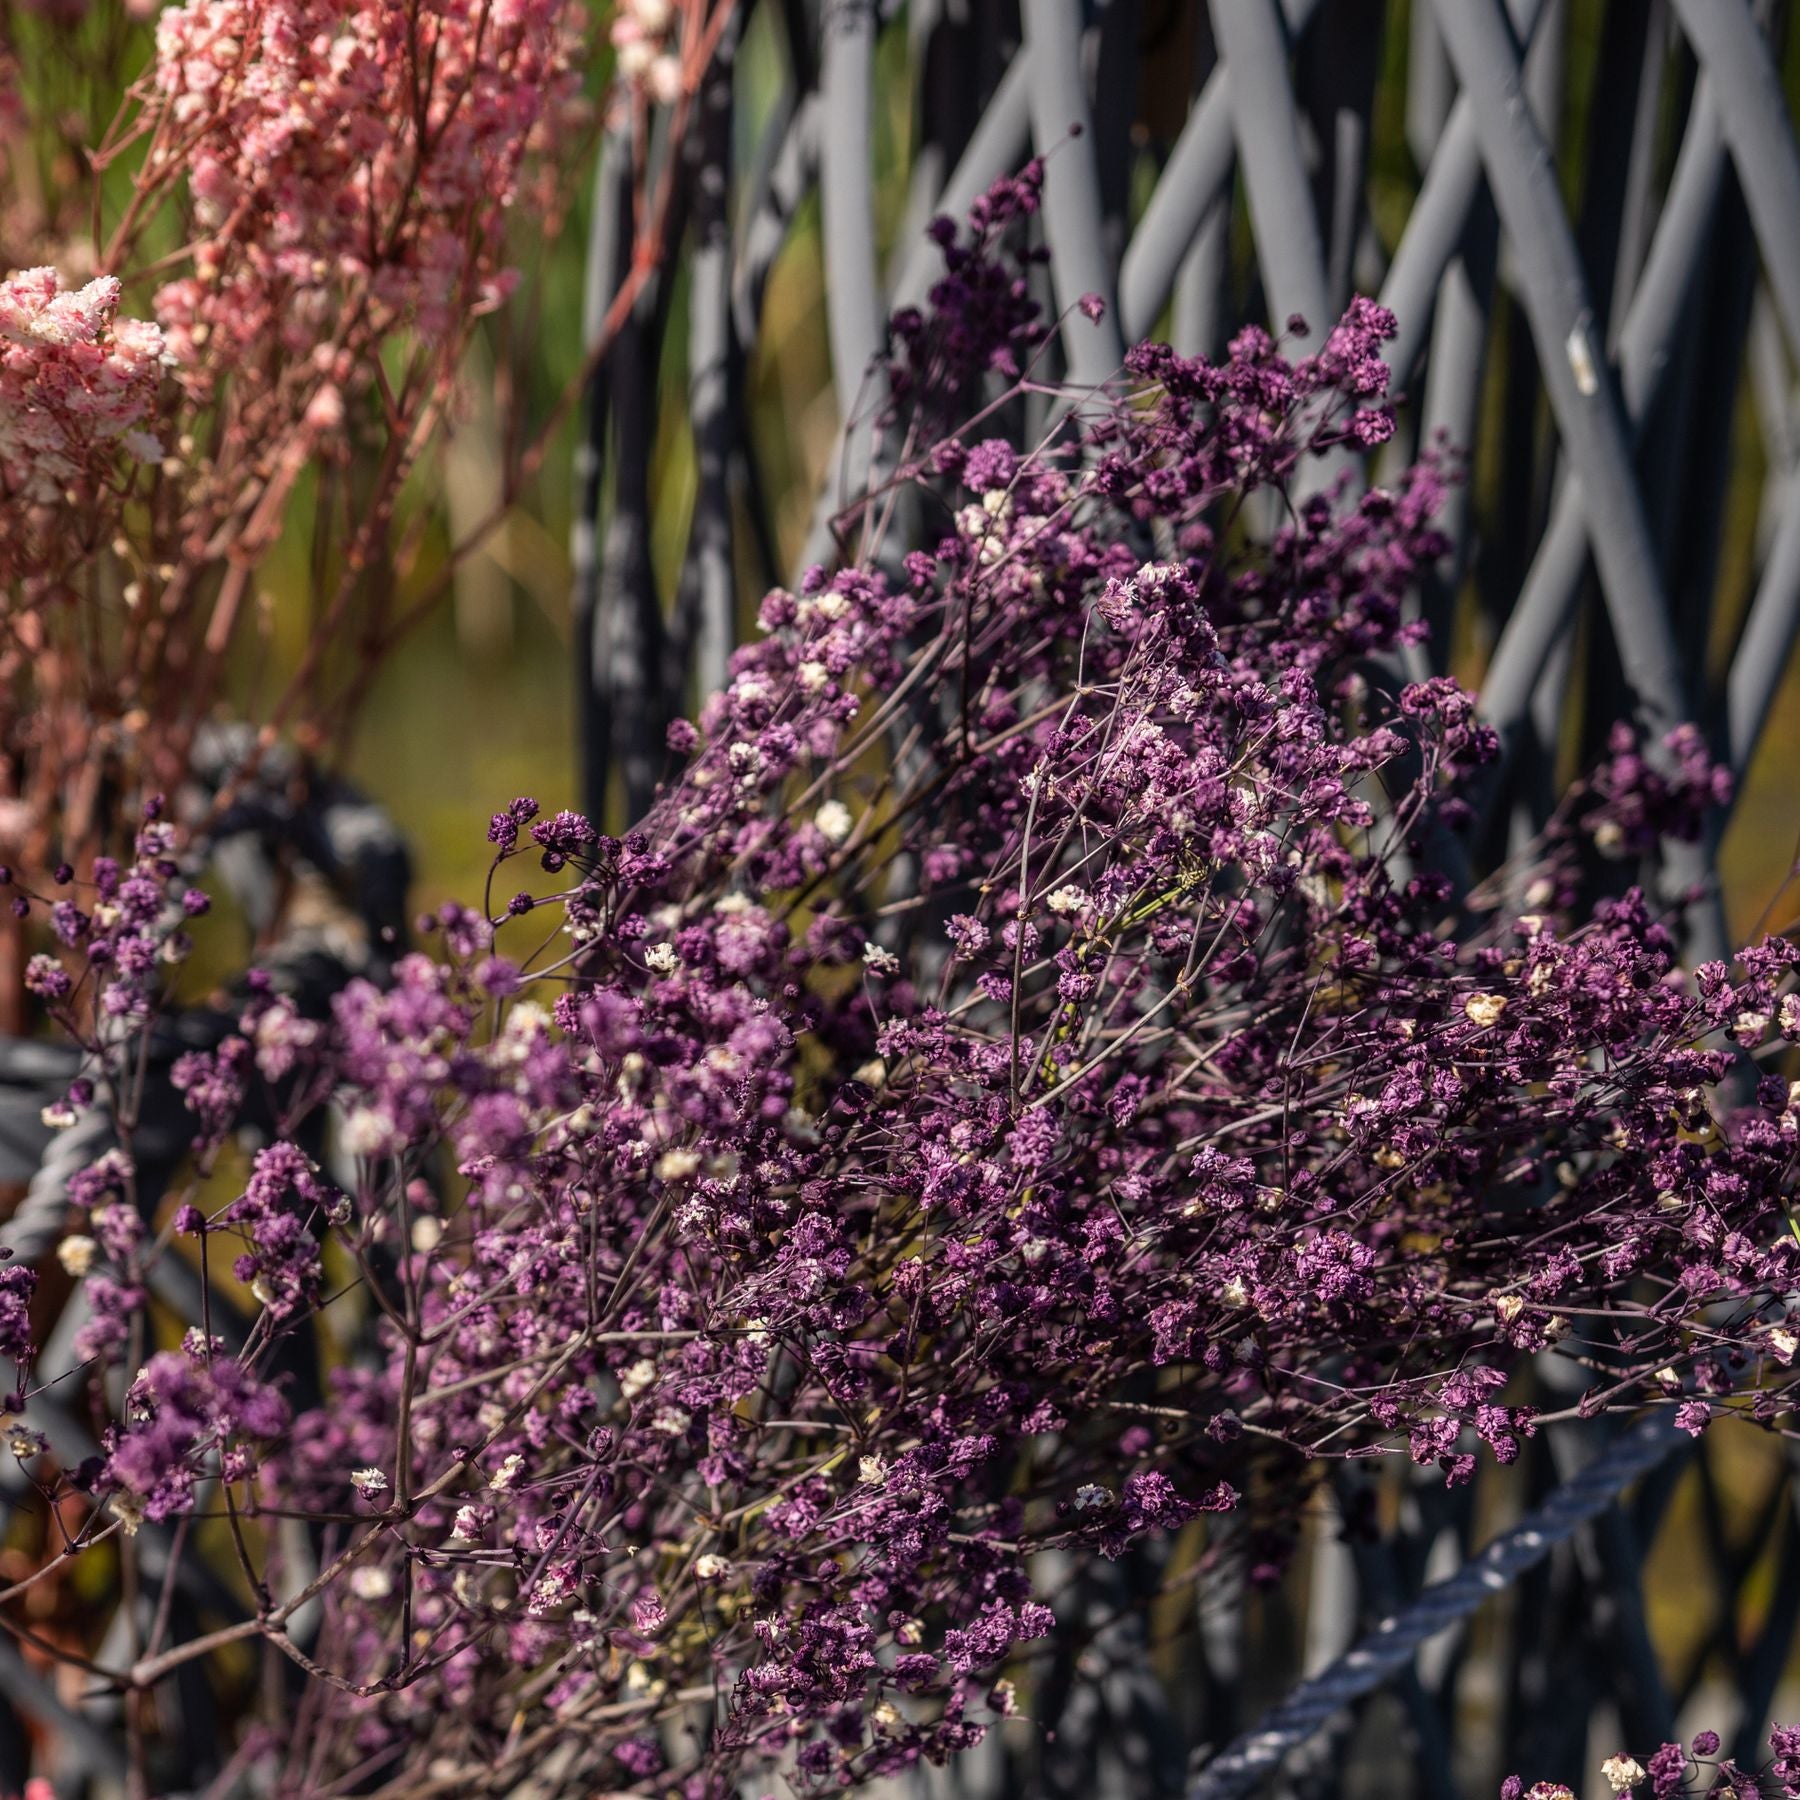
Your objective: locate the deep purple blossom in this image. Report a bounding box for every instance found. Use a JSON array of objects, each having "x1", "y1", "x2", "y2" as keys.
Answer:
[{"x1": 3, "y1": 172, "x2": 1786, "y2": 1796}]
